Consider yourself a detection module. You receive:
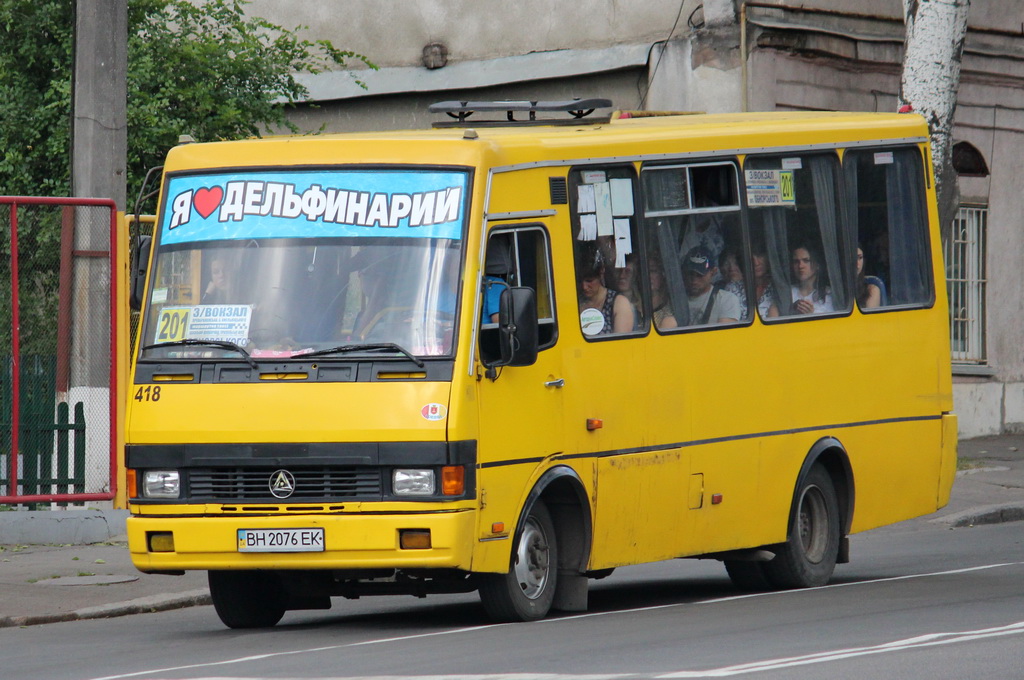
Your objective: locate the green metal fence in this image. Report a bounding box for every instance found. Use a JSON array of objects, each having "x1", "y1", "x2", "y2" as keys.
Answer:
[{"x1": 1, "y1": 355, "x2": 87, "y2": 498}]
